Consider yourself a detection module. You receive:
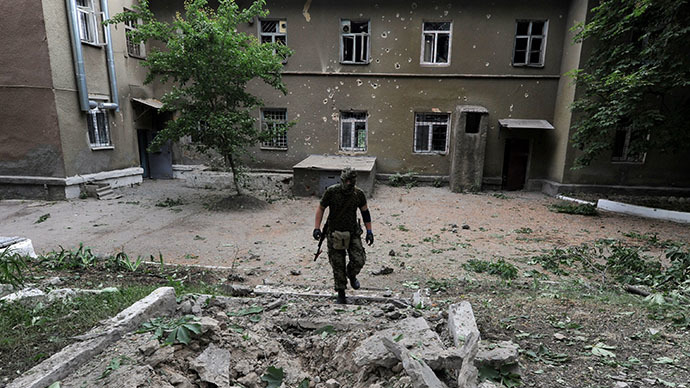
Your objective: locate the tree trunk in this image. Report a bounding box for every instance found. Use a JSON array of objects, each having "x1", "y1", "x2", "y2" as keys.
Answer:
[{"x1": 226, "y1": 154, "x2": 242, "y2": 195}]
